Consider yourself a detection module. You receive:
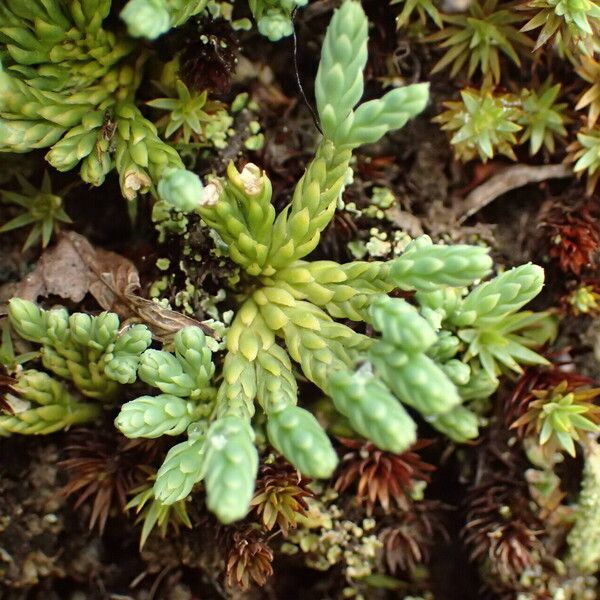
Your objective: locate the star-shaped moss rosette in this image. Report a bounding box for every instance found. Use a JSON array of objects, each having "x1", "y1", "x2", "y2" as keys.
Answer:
[
  {"x1": 434, "y1": 88, "x2": 523, "y2": 162},
  {"x1": 576, "y1": 56, "x2": 600, "y2": 127},
  {"x1": 567, "y1": 125, "x2": 600, "y2": 195},
  {"x1": 0, "y1": 171, "x2": 72, "y2": 250},
  {"x1": 147, "y1": 79, "x2": 228, "y2": 145},
  {"x1": 520, "y1": 0, "x2": 600, "y2": 54},
  {"x1": 512, "y1": 381, "x2": 600, "y2": 456},
  {"x1": 392, "y1": 0, "x2": 443, "y2": 29},
  {"x1": 427, "y1": 0, "x2": 532, "y2": 84},
  {"x1": 518, "y1": 79, "x2": 569, "y2": 155}
]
